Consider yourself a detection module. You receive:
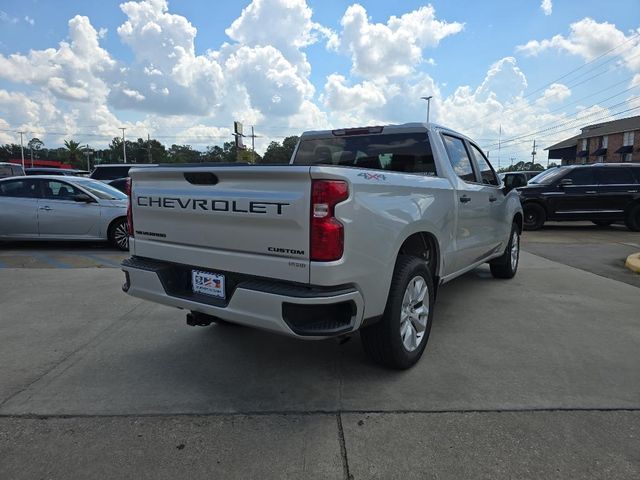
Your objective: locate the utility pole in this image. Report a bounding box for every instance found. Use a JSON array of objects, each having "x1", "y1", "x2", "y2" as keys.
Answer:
[
  {"x1": 249, "y1": 126, "x2": 256, "y2": 163},
  {"x1": 83, "y1": 145, "x2": 93, "y2": 172},
  {"x1": 498, "y1": 124, "x2": 502, "y2": 169},
  {"x1": 19, "y1": 131, "x2": 25, "y2": 169},
  {"x1": 147, "y1": 133, "x2": 152, "y2": 163},
  {"x1": 421, "y1": 96, "x2": 433, "y2": 123},
  {"x1": 531, "y1": 139, "x2": 537, "y2": 167},
  {"x1": 119, "y1": 127, "x2": 127, "y2": 163}
]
